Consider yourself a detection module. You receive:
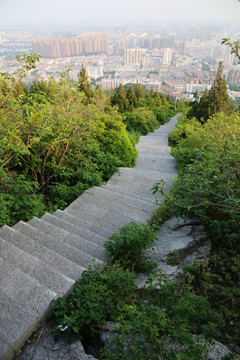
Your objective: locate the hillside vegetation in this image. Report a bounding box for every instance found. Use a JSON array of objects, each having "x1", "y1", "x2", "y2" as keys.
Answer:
[{"x1": 0, "y1": 54, "x2": 175, "y2": 227}]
